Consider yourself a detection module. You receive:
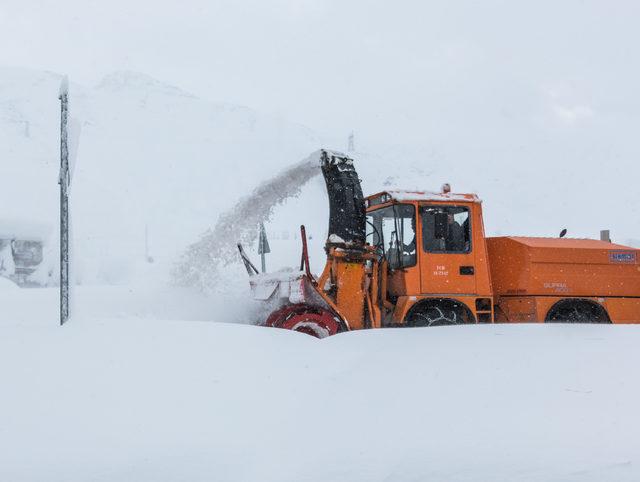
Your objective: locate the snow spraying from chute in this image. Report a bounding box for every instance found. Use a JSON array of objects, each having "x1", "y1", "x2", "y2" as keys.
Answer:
[{"x1": 173, "y1": 150, "x2": 327, "y2": 292}]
